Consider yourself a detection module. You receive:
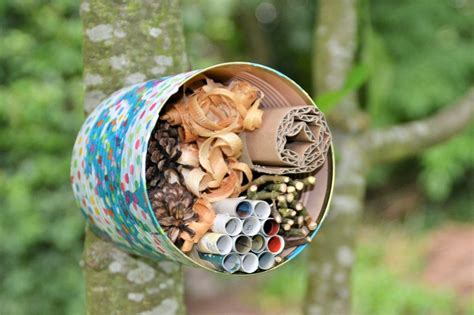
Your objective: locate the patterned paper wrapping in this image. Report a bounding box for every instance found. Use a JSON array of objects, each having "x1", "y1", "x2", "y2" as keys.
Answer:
[{"x1": 70, "y1": 62, "x2": 335, "y2": 274}]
